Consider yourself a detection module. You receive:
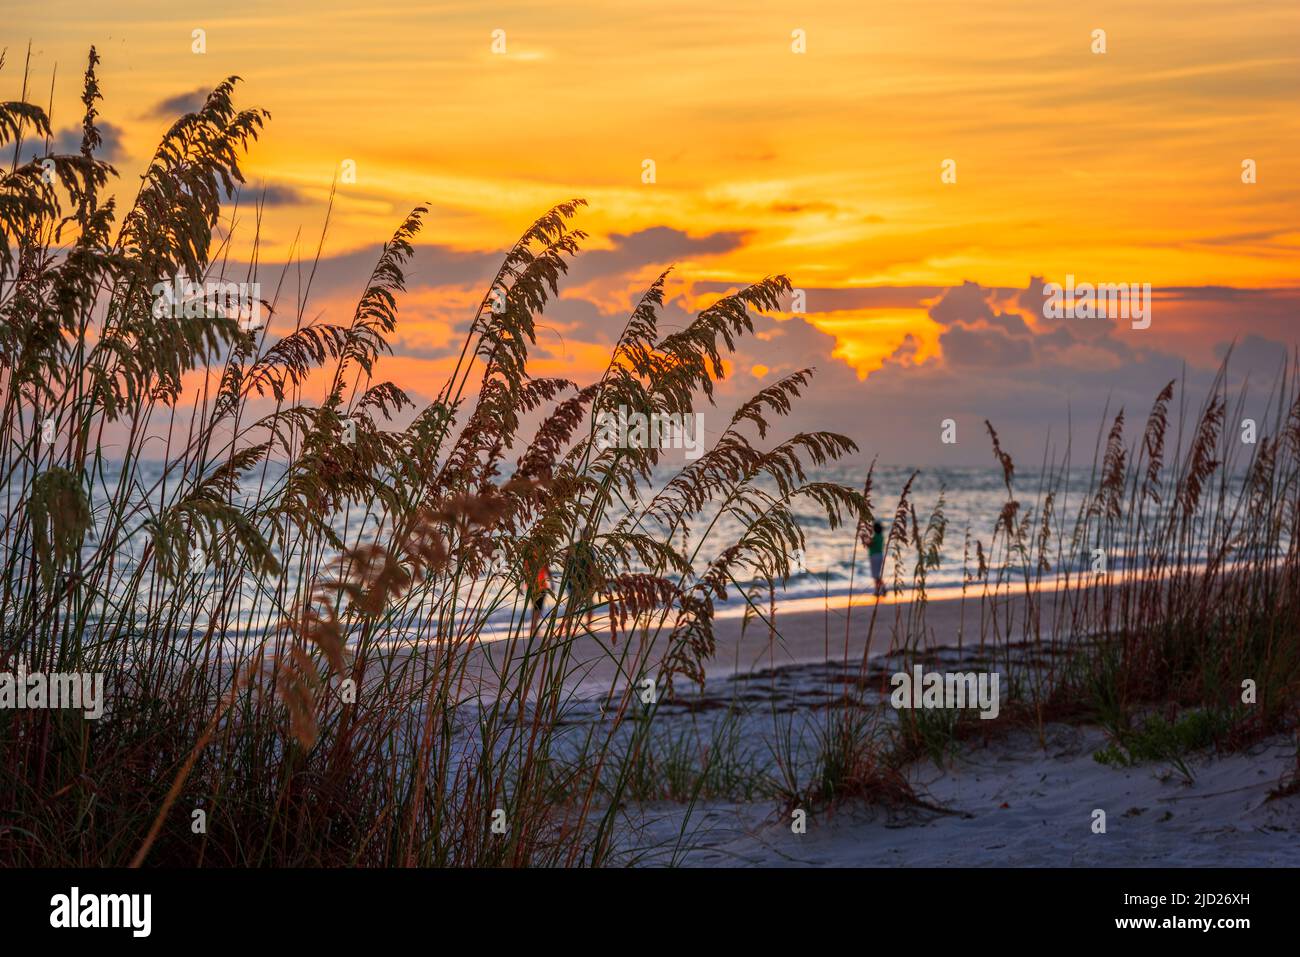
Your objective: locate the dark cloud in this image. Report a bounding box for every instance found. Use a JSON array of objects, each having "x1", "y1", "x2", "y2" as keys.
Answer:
[
  {"x1": 940, "y1": 322, "x2": 1033, "y2": 367},
  {"x1": 389, "y1": 339, "x2": 465, "y2": 361},
  {"x1": 1035, "y1": 323, "x2": 1077, "y2": 350},
  {"x1": 277, "y1": 227, "x2": 746, "y2": 314},
  {"x1": 706, "y1": 276, "x2": 1292, "y2": 467},
  {"x1": 693, "y1": 281, "x2": 947, "y2": 312},
  {"x1": 220, "y1": 227, "x2": 1300, "y2": 468},
  {"x1": 1165, "y1": 285, "x2": 1291, "y2": 303},
  {"x1": 922, "y1": 281, "x2": 1035, "y2": 369},
  {"x1": 388, "y1": 264, "x2": 1297, "y2": 468},
  {"x1": 145, "y1": 87, "x2": 210, "y2": 119},
  {"x1": 888, "y1": 334, "x2": 920, "y2": 364},
  {"x1": 42, "y1": 120, "x2": 127, "y2": 161},
  {"x1": 986, "y1": 309, "x2": 1032, "y2": 338},
  {"x1": 539, "y1": 296, "x2": 622, "y2": 344},
  {"x1": 219, "y1": 181, "x2": 311, "y2": 207},
  {"x1": 563, "y1": 227, "x2": 748, "y2": 285},
  {"x1": 269, "y1": 242, "x2": 504, "y2": 300},
  {"x1": 928, "y1": 281, "x2": 997, "y2": 327},
  {"x1": 1215, "y1": 334, "x2": 1289, "y2": 378},
  {"x1": 1017, "y1": 276, "x2": 1047, "y2": 315}
]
